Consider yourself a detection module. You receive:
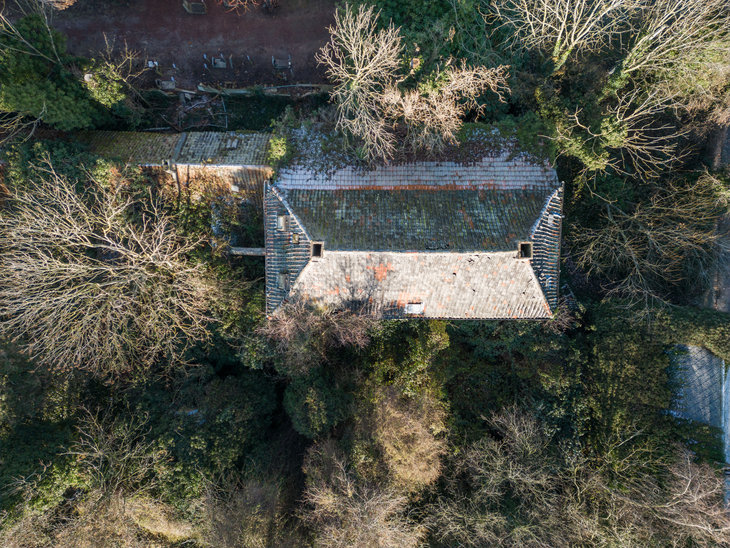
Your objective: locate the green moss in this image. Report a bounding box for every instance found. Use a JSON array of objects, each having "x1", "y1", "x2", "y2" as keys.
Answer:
[
  {"x1": 266, "y1": 135, "x2": 290, "y2": 167},
  {"x1": 458, "y1": 113, "x2": 556, "y2": 162}
]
